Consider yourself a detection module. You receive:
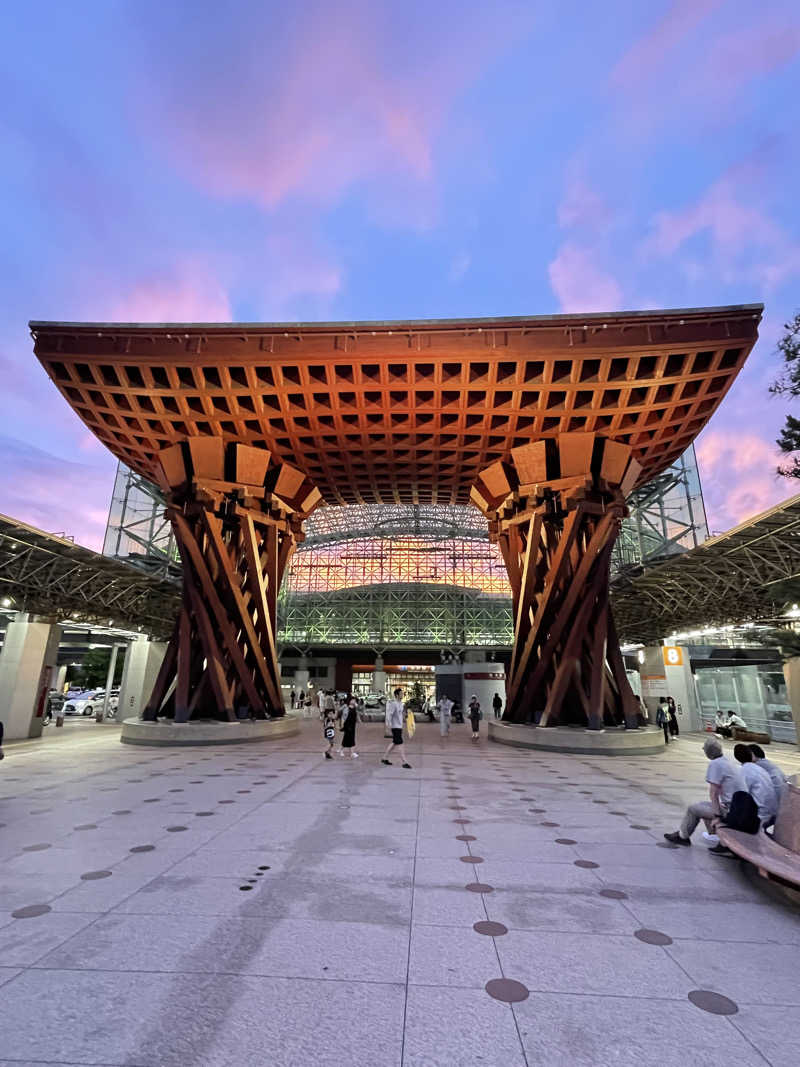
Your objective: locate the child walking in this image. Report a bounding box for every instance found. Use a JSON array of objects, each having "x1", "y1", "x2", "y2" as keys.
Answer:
[{"x1": 322, "y1": 706, "x2": 337, "y2": 759}]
